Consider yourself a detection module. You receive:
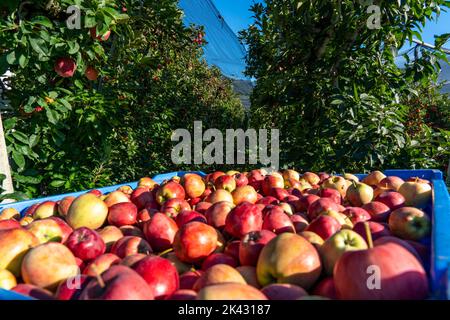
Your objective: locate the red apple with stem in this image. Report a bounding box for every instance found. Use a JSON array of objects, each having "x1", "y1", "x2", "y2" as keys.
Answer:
[
  {"x1": 239, "y1": 230, "x2": 276, "y2": 266},
  {"x1": 54, "y1": 57, "x2": 77, "y2": 78},
  {"x1": 143, "y1": 212, "x2": 179, "y2": 252},
  {"x1": 66, "y1": 227, "x2": 106, "y2": 261}
]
